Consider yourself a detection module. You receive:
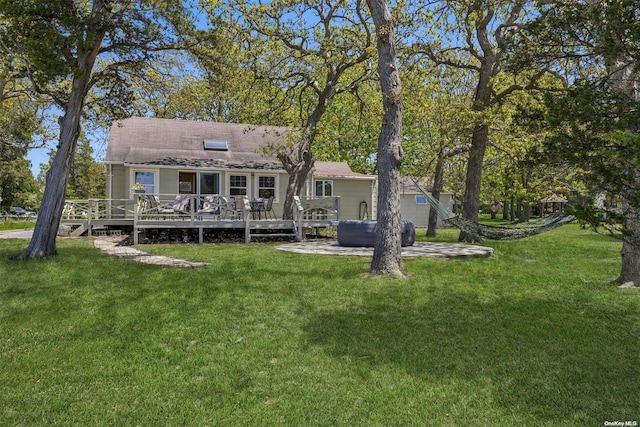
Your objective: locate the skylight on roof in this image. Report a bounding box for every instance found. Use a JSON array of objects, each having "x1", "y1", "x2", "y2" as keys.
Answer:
[{"x1": 203, "y1": 139, "x2": 228, "y2": 151}]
